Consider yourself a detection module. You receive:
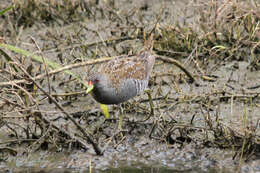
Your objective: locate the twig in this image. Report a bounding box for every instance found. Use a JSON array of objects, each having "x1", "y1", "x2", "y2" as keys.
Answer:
[
  {"x1": 147, "y1": 1, "x2": 165, "y2": 37},
  {"x1": 0, "y1": 56, "x2": 115, "y2": 87},
  {"x1": 0, "y1": 139, "x2": 36, "y2": 145},
  {"x1": 247, "y1": 84, "x2": 260, "y2": 90},
  {"x1": 15, "y1": 62, "x2": 102, "y2": 155},
  {"x1": 156, "y1": 55, "x2": 196, "y2": 83},
  {"x1": 34, "y1": 111, "x2": 89, "y2": 150},
  {"x1": 45, "y1": 36, "x2": 134, "y2": 53},
  {"x1": 30, "y1": 36, "x2": 52, "y2": 101}
]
